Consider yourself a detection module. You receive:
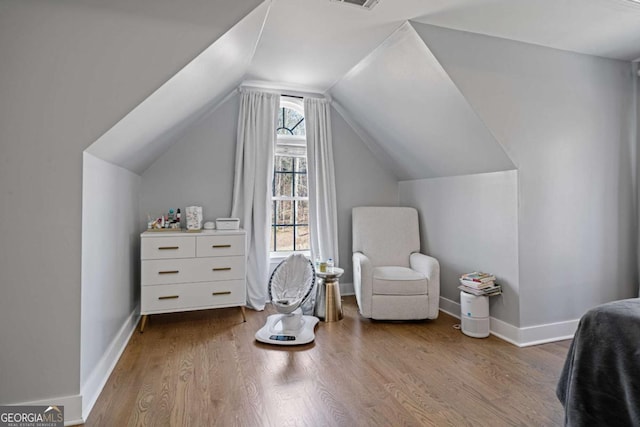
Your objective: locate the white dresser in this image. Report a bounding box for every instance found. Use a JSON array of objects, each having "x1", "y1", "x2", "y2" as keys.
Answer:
[{"x1": 139, "y1": 229, "x2": 246, "y2": 332}]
